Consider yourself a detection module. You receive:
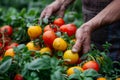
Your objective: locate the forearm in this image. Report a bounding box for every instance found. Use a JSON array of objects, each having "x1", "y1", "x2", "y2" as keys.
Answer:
[{"x1": 87, "y1": 0, "x2": 120, "y2": 32}]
